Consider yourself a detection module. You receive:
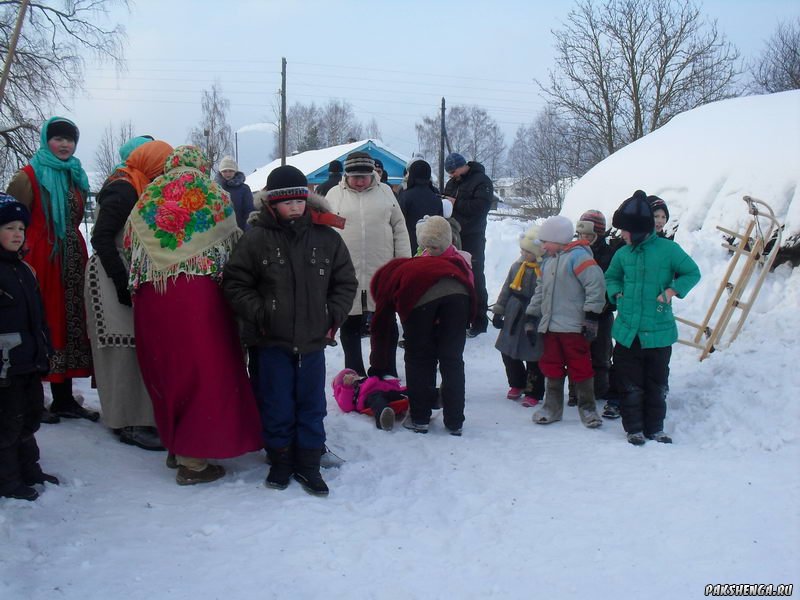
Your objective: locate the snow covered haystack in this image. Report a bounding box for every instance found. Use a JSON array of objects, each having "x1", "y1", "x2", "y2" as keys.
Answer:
[{"x1": 561, "y1": 90, "x2": 800, "y2": 248}]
